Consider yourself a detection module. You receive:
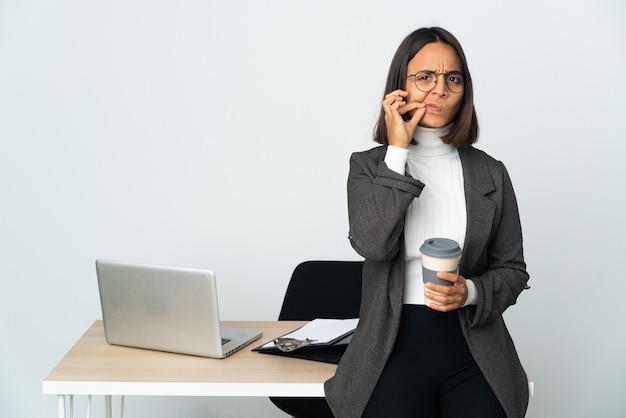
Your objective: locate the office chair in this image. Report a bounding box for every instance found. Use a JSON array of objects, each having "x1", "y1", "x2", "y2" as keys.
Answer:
[{"x1": 270, "y1": 260, "x2": 363, "y2": 418}]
